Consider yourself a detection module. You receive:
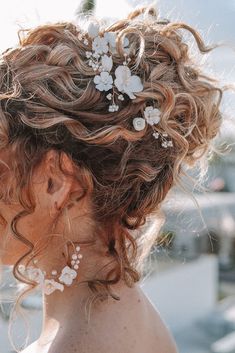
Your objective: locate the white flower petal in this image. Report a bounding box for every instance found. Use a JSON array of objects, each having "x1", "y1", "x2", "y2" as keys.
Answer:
[
  {"x1": 144, "y1": 106, "x2": 161, "y2": 125},
  {"x1": 101, "y1": 54, "x2": 113, "y2": 72},
  {"x1": 27, "y1": 267, "x2": 45, "y2": 284},
  {"x1": 92, "y1": 36, "x2": 108, "y2": 54},
  {"x1": 94, "y1": 71, "x2": 113, "y2": 91},
  {"x1": 114, "y1": 65, "x2": 143, "y2": 99},
  {"x1": 87, "y1": 22, "x2": 100, "y2": 38},
  {"x1": 115, "y1": 65, "x2": 131, "y2": 80},
  {"x1": 43, "y1": 279, "x2": 64, "y2": 295},
  {"x1": 109, "y1": 45, "x2": 117, "y2": 55},
  {"x1": 127, "y1": 75, "x2": 143, "y2": 94},
  {"x1": 104, "y1": 84, "x2": 113, "y2": 91},
  {"x1": 114, "y1": 77, "x2": 123, "y2": 92},
  {"x1": 96, "y1": 83, "x2": 105, "y2": 91},
  {"x1": 100, "y1": 71, "x2": 109, "y2": 79},
  {"x1": 114, "y1": 65, "x2": 131, "y2": 92},
  {"x1": 123, "y1": 37, "x2": 129, "y2": 48},
  {"x1": 133, "y1": 117, "x2": 146, "y2": 131},
  {"x1": 94, "y1": 75, "x2": 101, "y2": 84},
  {"x1": 144, "y1": 106, "x2": 154, "y2": 116},
  {"x1": 146, "y1": 116, "x2": 155, "y2": 126},
  {"x1": 104, "y1": 32, "x2": 117, "y2": 47},
  {"x1": 153, "y1": 115, "x2": 160, "y2": 124},
  {"x1": 59, "y1": 266, "x2": 77, "y2": 286},
  {"x1": 125, "y1": 90, "x2": 137, "y2": 99}
]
